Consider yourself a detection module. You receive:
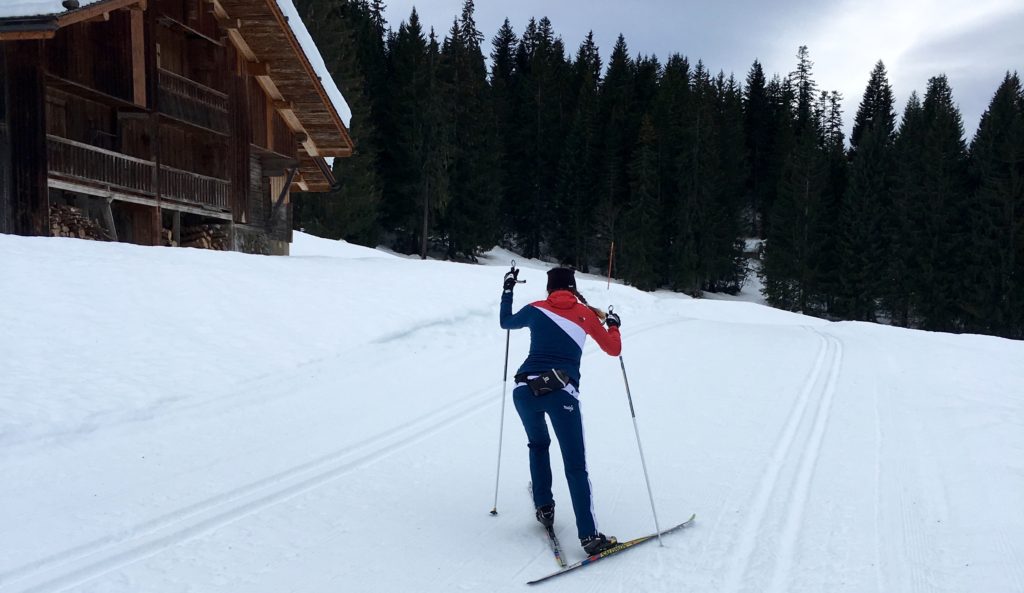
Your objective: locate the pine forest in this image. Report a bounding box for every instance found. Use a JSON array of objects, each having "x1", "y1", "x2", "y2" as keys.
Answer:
[{"x1": 290, "y1": 0, "x2": 1024, "y2": 340}]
